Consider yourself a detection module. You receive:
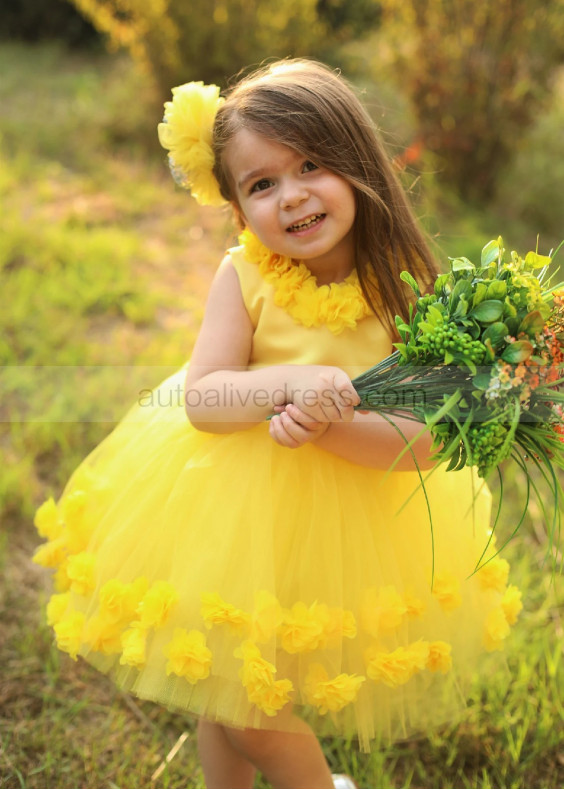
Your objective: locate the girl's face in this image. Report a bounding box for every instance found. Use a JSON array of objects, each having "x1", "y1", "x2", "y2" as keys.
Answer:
[{"x1": 224, "y1": 128, "x2": 357, "y2": 283}]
